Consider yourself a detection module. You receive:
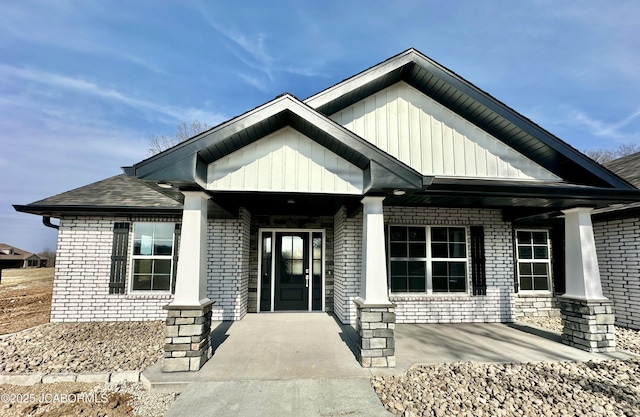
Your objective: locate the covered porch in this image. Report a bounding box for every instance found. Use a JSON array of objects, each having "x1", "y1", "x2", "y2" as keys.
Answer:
[
  {"x1": 120, "y1": 85, "x2": 640, "y2": 373},
  {"x1": 143, "y1": 313, "x2": 636, "y2": 391}
]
